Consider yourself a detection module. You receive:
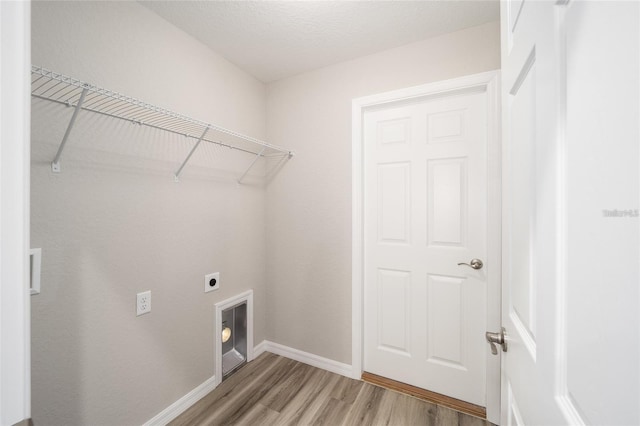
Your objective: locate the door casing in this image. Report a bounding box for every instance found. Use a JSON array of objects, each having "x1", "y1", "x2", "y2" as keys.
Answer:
[
  {"x1": 351, "y1": 71, "x2": 501, "y2": 423},
  {"x1": 0, "y1": 0, "x2": 32, "y2": 423}
]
